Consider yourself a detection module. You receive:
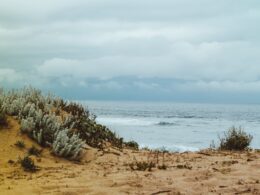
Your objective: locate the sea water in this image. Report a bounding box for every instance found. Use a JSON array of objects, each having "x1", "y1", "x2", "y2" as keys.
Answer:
[{"x1": 81, "y1": 101, "x2": 260, "y2": 152}]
